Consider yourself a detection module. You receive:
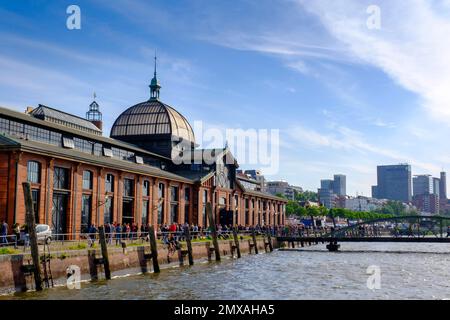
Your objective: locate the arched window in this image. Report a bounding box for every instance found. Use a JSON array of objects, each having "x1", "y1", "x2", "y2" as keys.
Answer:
[{"x1": 27, "y1": 161, "x2": 41, "y2": 183}]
